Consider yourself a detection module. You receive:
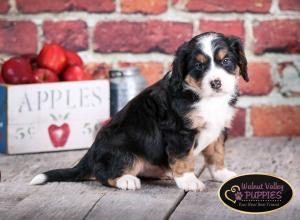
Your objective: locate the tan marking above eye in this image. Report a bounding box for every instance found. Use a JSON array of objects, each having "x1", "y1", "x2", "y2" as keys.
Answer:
[
  {"x1": 217, "y1": 48, "x2": 227, "y2": 60},
  {"x1": 196, "y1": 54, "x2": 207, "y2": 63}
]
